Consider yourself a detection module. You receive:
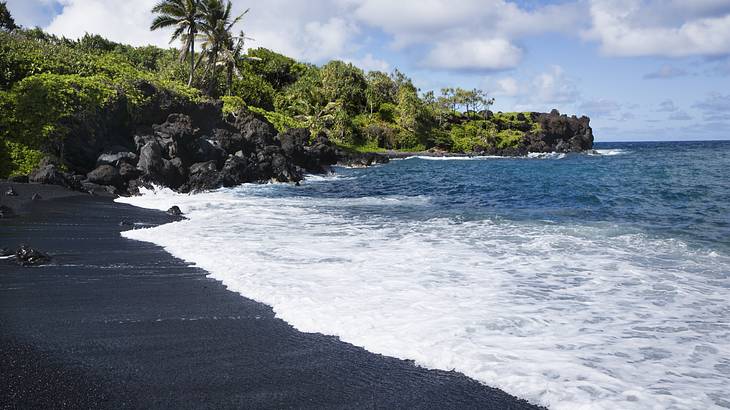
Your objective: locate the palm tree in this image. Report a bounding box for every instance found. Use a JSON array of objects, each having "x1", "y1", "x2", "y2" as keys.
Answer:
[
  {"x1": 197, "y1": 0, "x2": 249, "y2": 94},
  {"x1": 150, "y1": 0, "x2": 204, "y2": 86}
]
